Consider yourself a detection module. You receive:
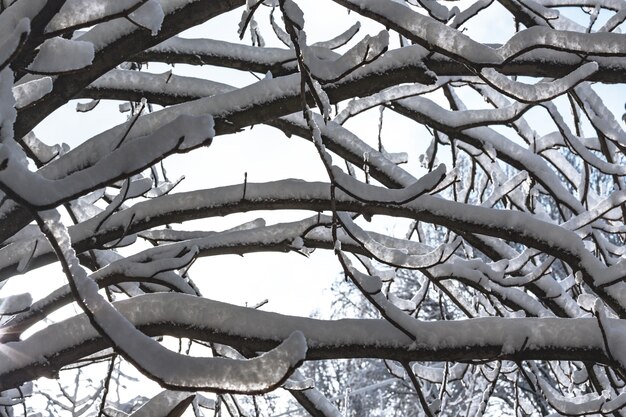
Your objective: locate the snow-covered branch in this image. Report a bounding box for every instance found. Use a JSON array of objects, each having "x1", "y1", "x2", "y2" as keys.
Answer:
[
  {"x1": 0, "y1": 293, "x2": 618, "y2": 391},
  {"x1": 2, "y1": 0, "x2": 626, "y2": 414}
]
